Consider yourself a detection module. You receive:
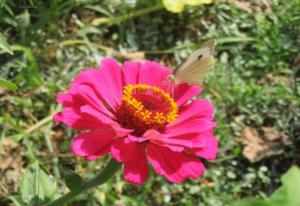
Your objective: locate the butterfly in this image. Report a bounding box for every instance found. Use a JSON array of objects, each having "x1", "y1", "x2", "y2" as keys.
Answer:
[{"x1": 172, "y1": 40, "x2": 215, "y2": 85}]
